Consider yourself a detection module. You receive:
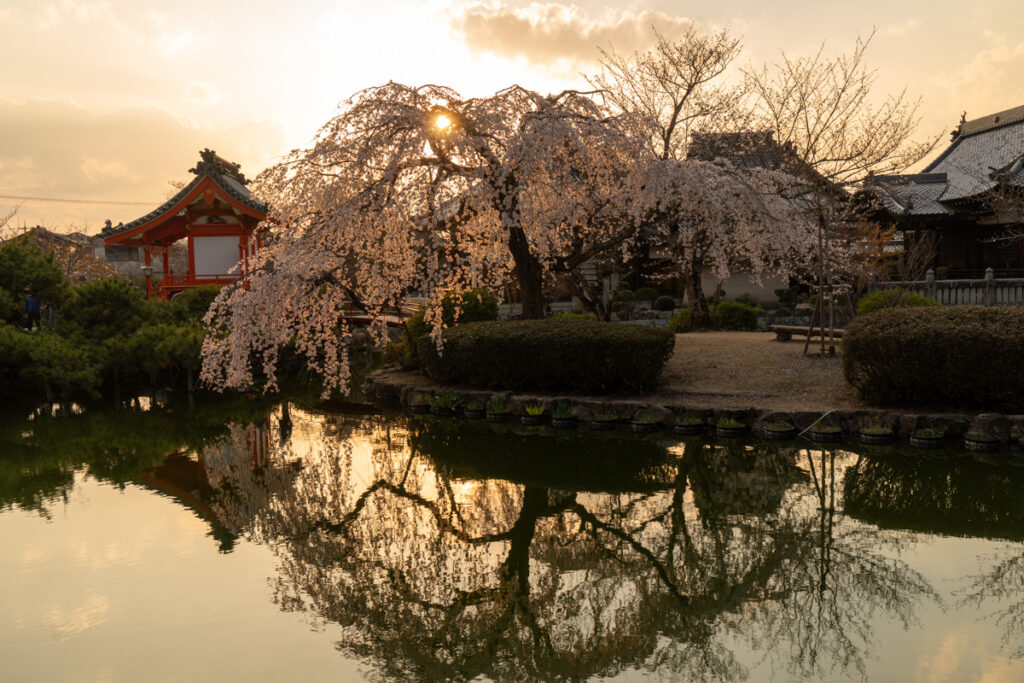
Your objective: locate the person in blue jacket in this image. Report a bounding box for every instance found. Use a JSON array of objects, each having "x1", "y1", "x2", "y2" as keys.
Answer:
[{"x1": 23, "y1": 290, "x2": 42, "y2": 331}]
